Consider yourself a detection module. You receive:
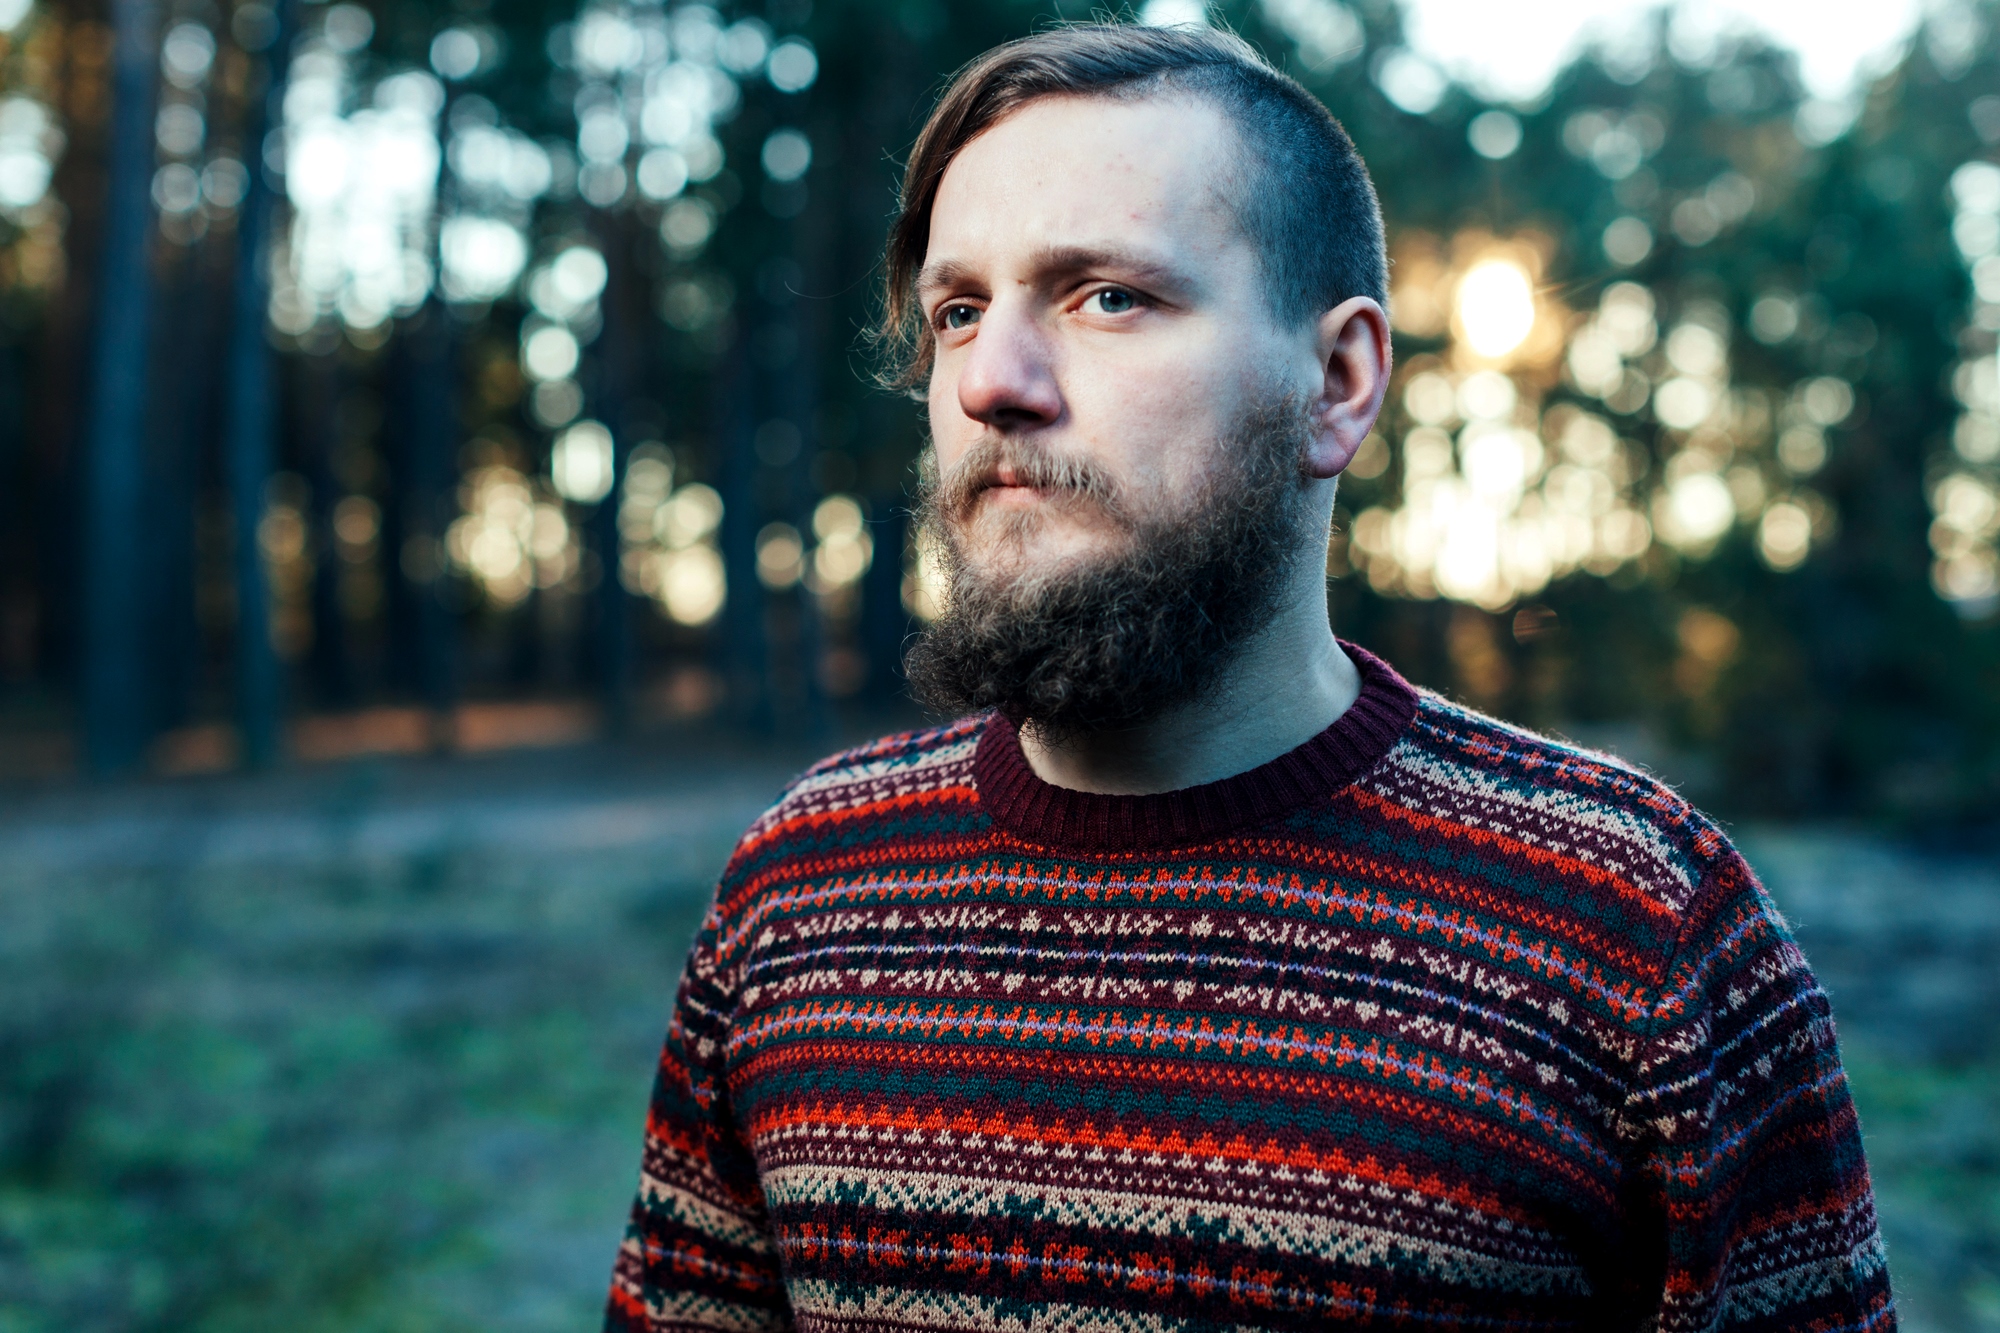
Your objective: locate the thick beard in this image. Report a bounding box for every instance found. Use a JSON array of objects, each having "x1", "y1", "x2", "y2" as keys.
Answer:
[{"x1": 904, "y1": 396, "x2": 1317, "y2": 746}]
